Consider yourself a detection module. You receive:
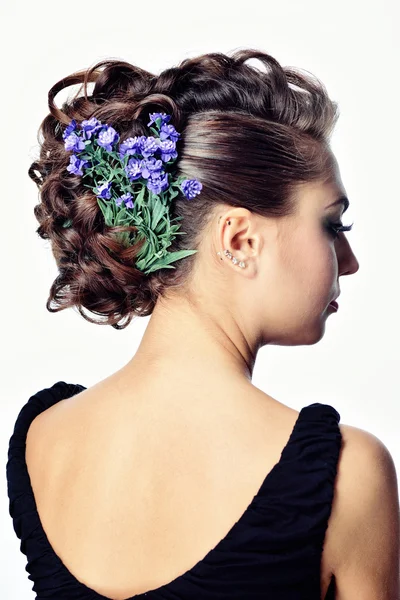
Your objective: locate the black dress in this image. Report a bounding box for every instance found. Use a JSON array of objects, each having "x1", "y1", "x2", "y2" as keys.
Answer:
[{"x1": 6, "y1": 381, "x2": 341, "y2": 599}]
